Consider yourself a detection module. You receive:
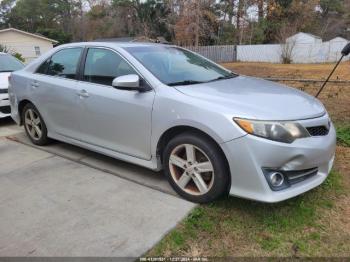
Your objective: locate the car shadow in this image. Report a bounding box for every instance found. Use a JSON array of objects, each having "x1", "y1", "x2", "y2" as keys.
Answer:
[{"x1": 0, "y1": 116, "x2": 14, "y2": 126}]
